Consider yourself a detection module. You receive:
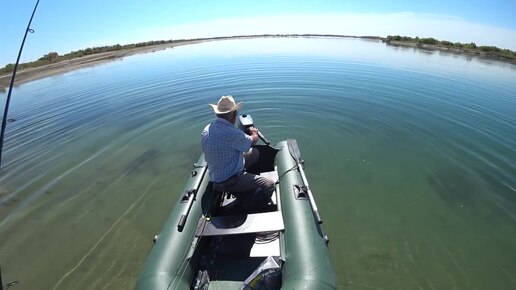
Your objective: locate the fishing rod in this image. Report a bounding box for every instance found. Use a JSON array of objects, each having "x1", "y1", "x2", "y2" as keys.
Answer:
[{"x1": 0, "y1": 0, "x2": 41, "y2": 170}]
